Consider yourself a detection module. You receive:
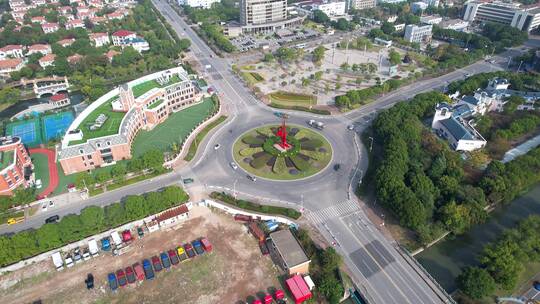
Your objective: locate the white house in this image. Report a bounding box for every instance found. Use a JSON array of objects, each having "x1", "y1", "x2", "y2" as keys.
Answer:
[
  {"x1": 39, "y1": 53, "x2": 56, "y2": 68},
  {"x1": 89, "y1": 32, "x2": 110, "y2": 47},
  {"x1": 26, "y1": 44, "x2": 51, "y2": 56},
  {"x1": 0, "y1": 58, "x2": 25, "y2": 76},
  {"x1": 41, "y1": 22, "x2": 60, "y2": 33},
  {"x1": 65, "y1": 19, "x2": 85, "y2": 29},
  {"x1": 123, "y1": 37, "x2": 149, "y2": 53},
  {"x1": 0, "y1": 45, "x2": 24, "y2": 59},
  {"x1": 112, "y1": 30, "x2": 136, "y2": 45}
]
